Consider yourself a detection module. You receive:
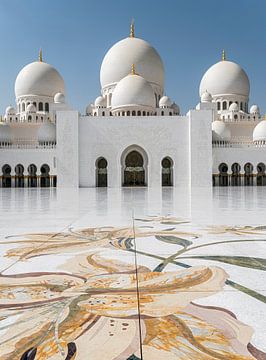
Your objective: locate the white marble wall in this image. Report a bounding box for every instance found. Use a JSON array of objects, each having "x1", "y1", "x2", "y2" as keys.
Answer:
[
  {"x1": 56, "y1": 110, "x2": 79, "y2": 187},
  {"x1": 78, "y1": 115, "x2": 189, "y2": 188},
  {"x1": 188, "y1": 108, "x2": 213, "y2": 187}
]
